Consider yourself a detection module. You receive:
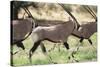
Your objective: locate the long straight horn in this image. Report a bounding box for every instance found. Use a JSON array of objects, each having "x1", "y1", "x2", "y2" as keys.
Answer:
[
  {"x1": 83, "y1": 5, "x2": 95, "y2": 19},
  {"x1": 83, "y1": 5, "x2": 97, "y2": 22},
  {"x1": 23, "y1": 7, "x2": 36, "y2": 20},
  {"x1": 58, "y1": 3, "x2": 80, "y2": 30},
  {"x1": 23, "y1": 7, "x2": 37, "y2": 27},
  {"x1": 86, "y1": 6, "x2": 97, "y2": 22},
  {"x1": 87, "y1": 6, "x2": 97, "y2": 19}
]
